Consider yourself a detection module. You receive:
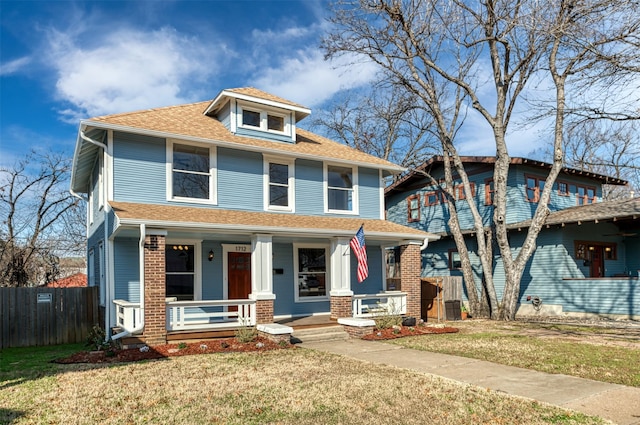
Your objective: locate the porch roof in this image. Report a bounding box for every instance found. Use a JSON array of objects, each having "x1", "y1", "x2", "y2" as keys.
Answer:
[{"x1": 109, "y1": 201, "x2": 439, "y2": 243}]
